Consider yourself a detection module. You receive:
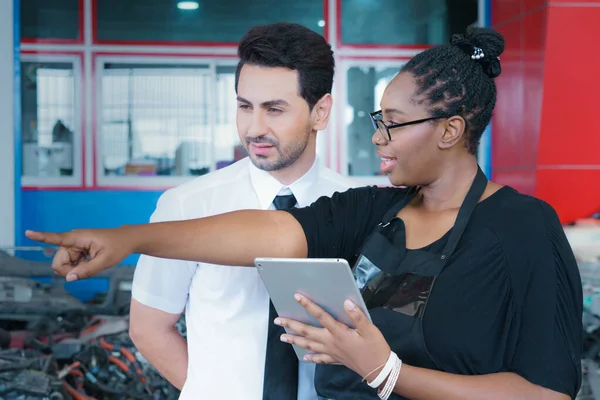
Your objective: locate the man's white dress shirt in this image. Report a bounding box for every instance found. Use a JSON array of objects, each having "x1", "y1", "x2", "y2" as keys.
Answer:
[{"x1": 132, "y1": 156, "x2": 357, "y2": 399}]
